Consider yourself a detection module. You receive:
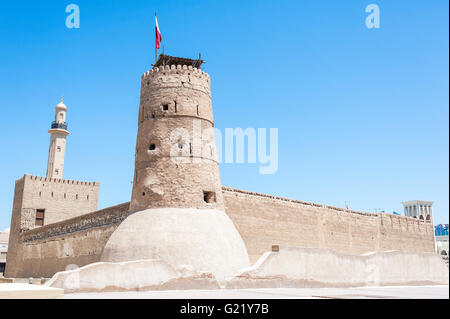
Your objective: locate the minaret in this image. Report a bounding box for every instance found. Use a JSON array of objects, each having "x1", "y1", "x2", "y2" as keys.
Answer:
[{"x1": 46, "y1": 98, "x2": 69, "y2": 179}]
